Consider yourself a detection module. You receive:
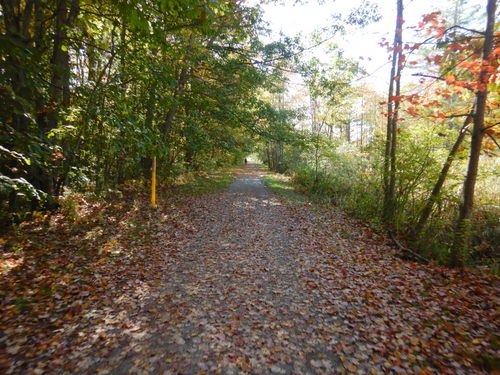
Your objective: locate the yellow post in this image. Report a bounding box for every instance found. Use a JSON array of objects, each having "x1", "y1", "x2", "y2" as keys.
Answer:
[{"x1": 151, "y1": 156, "x2": 157, "y2": 208}]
